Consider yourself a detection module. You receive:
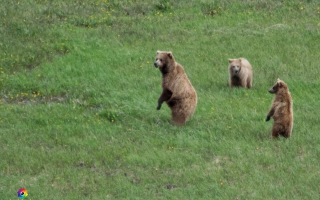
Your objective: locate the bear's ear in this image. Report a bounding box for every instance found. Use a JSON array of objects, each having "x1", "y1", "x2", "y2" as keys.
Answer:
[
  {"x1": 156, "y1": 50, "x2": 160, "y2": 54},
  {"x1": 277, "y1": 78, "x2": 282, "y2": 87},
  {"x1": 167, "y1": 52, "x2": 173, "y2": 59},
  {"x1": 228, "y1": 59, "x2": 234, "y2": 63}
]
